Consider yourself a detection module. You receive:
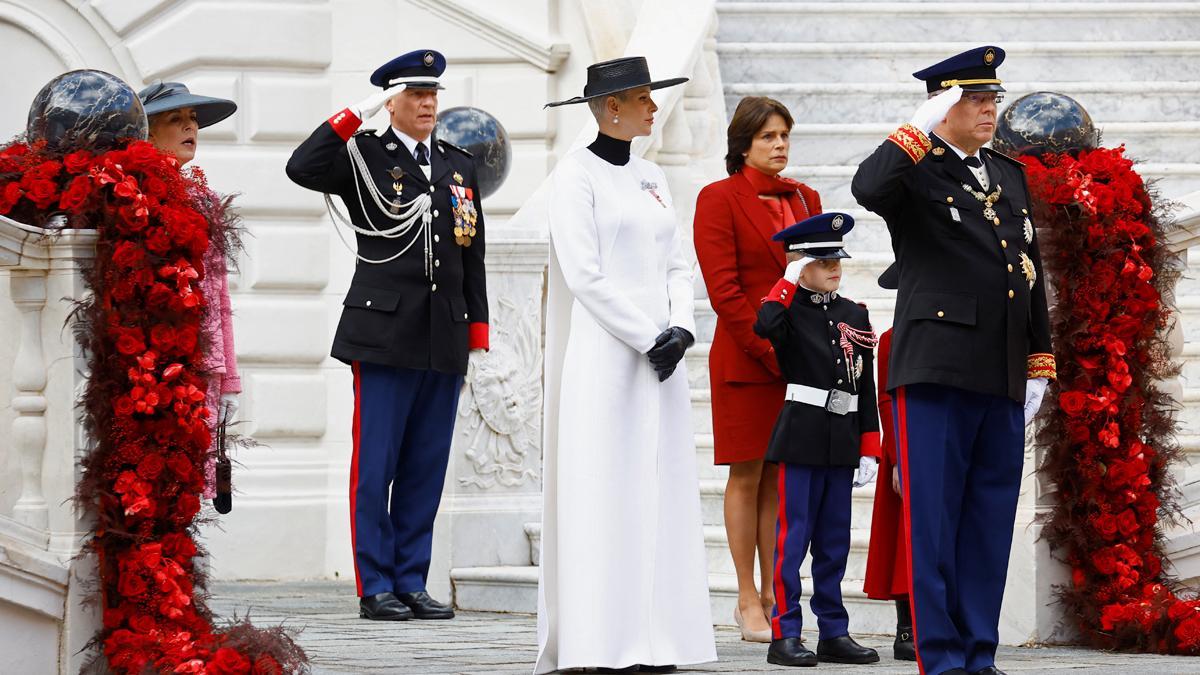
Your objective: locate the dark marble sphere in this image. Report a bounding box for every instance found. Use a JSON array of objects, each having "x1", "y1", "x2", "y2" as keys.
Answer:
[
  {"x1": 435, "y1": 106, "x2": 511, "y2": 200},
  {"x1": 992, "y1": 91, "x2": 1097, "y2": 159},
  {"x1": 26, "y1": 69, "x2": 147, "y2": 154}
]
